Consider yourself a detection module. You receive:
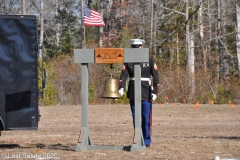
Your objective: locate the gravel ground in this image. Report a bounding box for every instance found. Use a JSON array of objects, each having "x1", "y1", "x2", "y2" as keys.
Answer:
[{"x1": 0, "y1": 103, "x2": 240, "y2": 160}]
